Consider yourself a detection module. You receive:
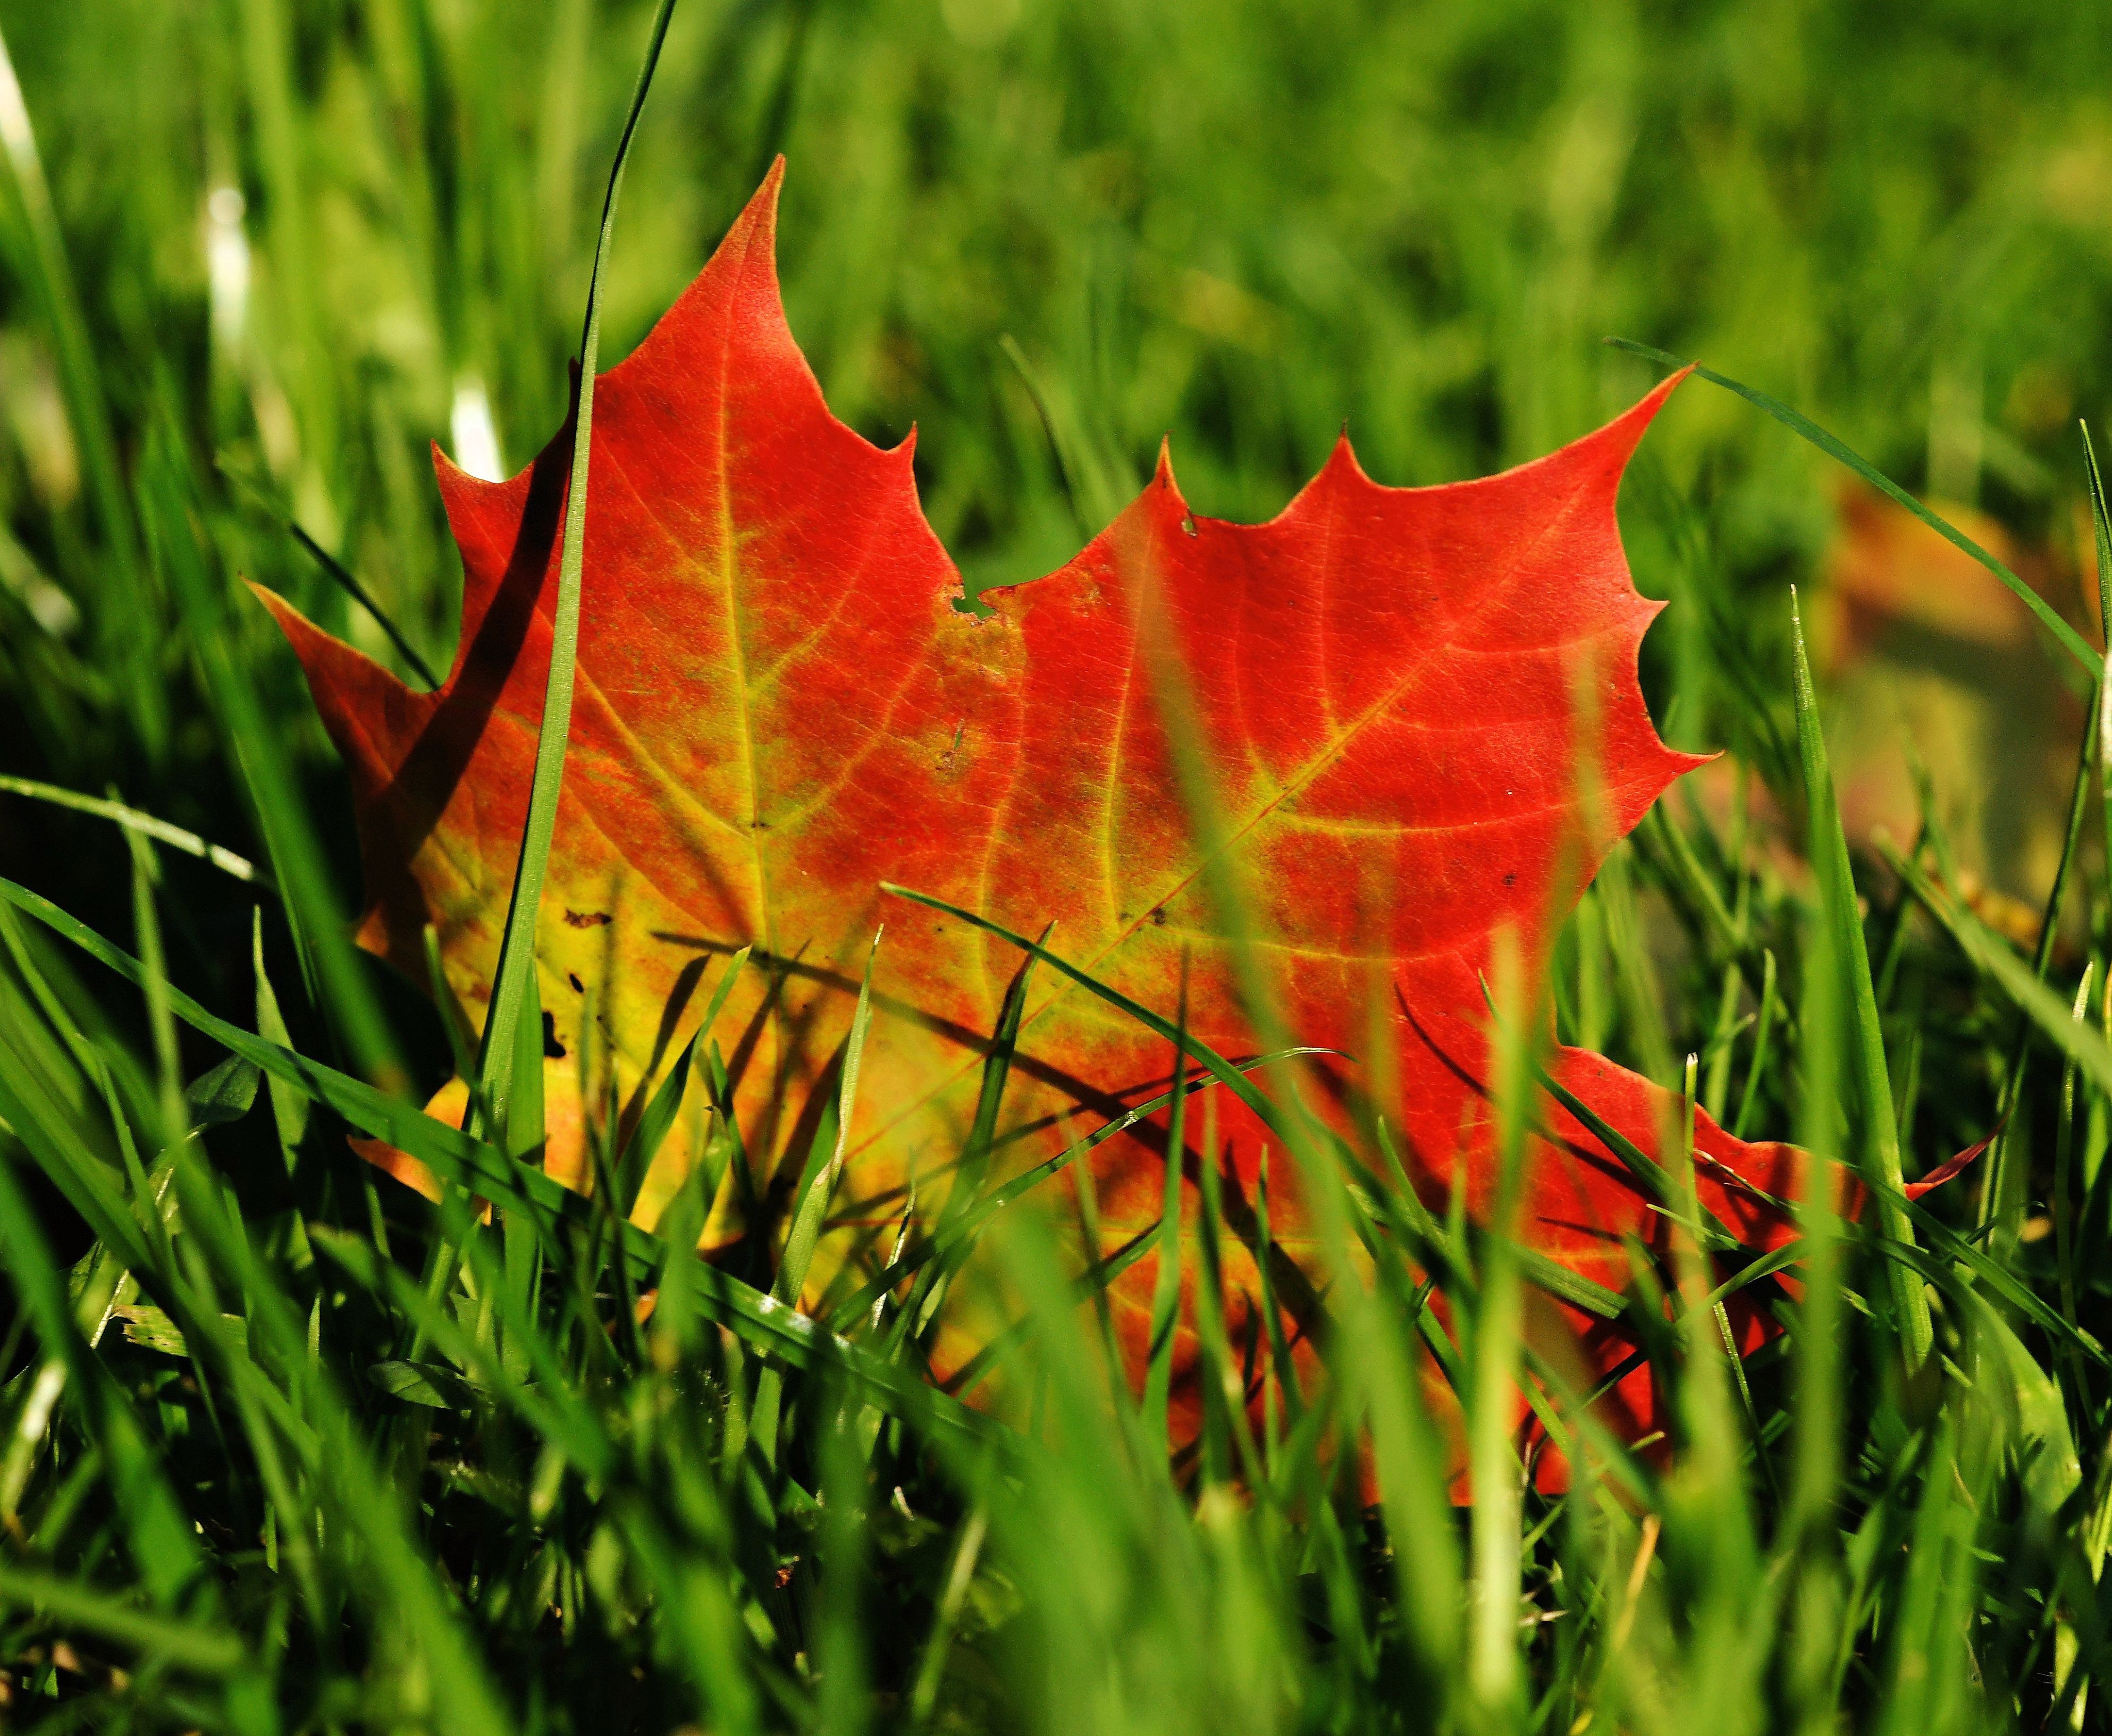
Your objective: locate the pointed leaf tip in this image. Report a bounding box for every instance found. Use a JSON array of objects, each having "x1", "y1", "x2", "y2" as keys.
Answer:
[{"x1": 1154, "y1": 435, "x2": 1177, "y2": 490}]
